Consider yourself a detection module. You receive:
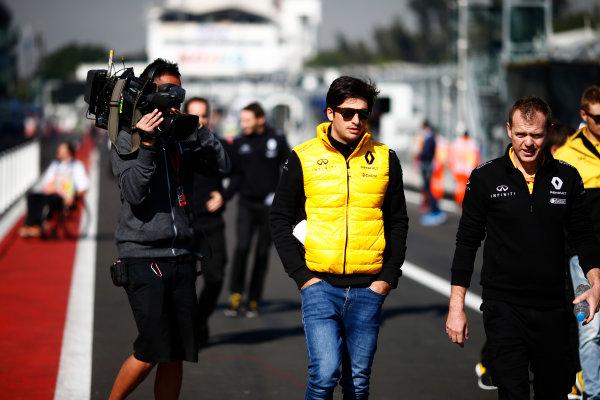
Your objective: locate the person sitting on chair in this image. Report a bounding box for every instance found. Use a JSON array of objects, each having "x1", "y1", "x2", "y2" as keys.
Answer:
[{"x1": 19, "y1": 141, "x2": 90, "y2": 238}]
